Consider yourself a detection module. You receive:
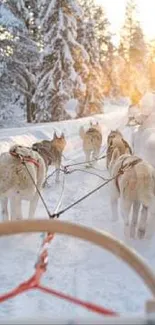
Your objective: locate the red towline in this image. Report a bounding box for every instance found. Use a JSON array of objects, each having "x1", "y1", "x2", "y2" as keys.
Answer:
[{"x1": 0, "y1": 233, "x2": 118, "y2": 316}]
